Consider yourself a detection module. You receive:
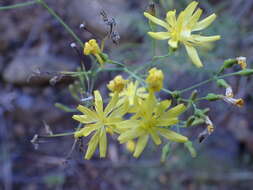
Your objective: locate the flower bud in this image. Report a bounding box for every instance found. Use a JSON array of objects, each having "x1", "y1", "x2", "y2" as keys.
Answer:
[
  {"x1": 205, "y1": 93, "x2": 222, "y2": 101},
  {"x1": 146, "y1": 67, "x2": 164, "y2": 92},
  {"x1": 107, "y1": 75, "x2": 127, "y2": 93}
]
